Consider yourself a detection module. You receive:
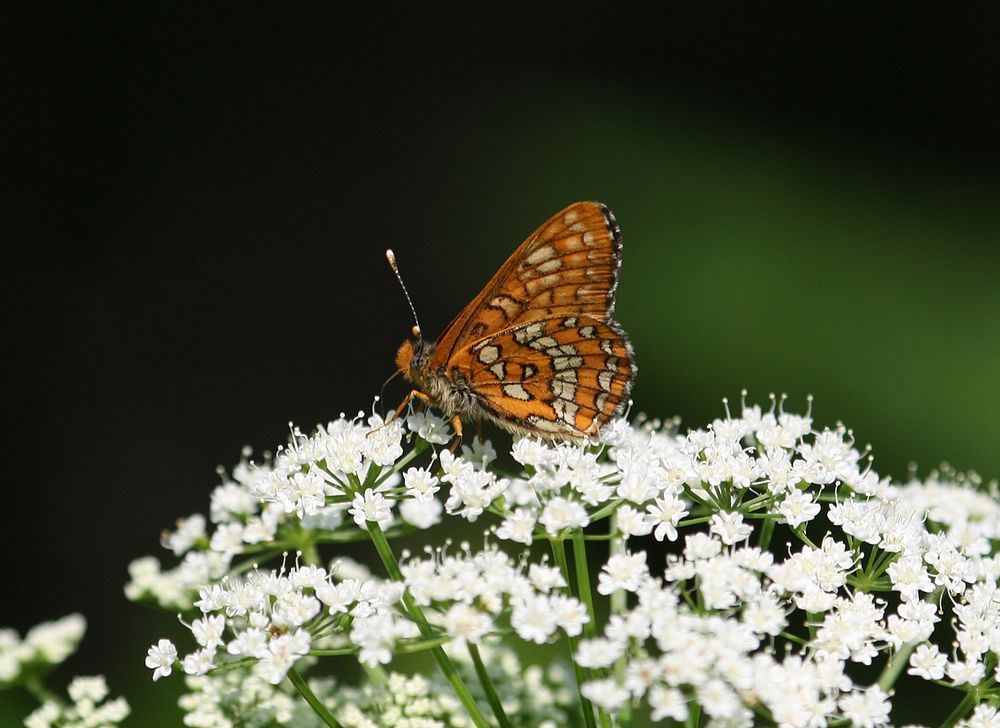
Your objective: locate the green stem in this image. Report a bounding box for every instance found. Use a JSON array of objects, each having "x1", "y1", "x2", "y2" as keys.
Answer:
[
  {"x1": 758, "y1": 516, "x2": 775, "y2": 550},
  {"x1": 877, "y1": 642, "x2": 917, "y2": 693},
  {"x1": 310, "y1": 647, "x2": 357, "y2": 656},
  {"x1": 687, "y1": 699, "x2": 701, "y2": 728},
  {"x1": 287, "y1": 666, "x2": 344, "y2": 728},
  {"x1": 571, "y1": 532, "x2": 599, "y2": 639},
  {"x1": 363, "y1": 663, "x2": 389, "y2": 689},
  {"x1": 940, "y1": 689, "x2": 979, "y2": 728},
  {"x1": 468, "y1": 642, "x2": 513, "y2": 728},
  {"x1": 22, "y1": 678, "x2": 64, "y2": 708},
  {"x1": 367, "y1": 521, "x2": 492, "y2": 728},
  {"x1": 609, "y1": 512, "x2": 633, "y2": 728},
  {"x1": 571, "y1": 530, "x2": 612, "y2": 728},
  {"x1": 551, "y1": 538, "x2": 598, "y2": 728}
]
